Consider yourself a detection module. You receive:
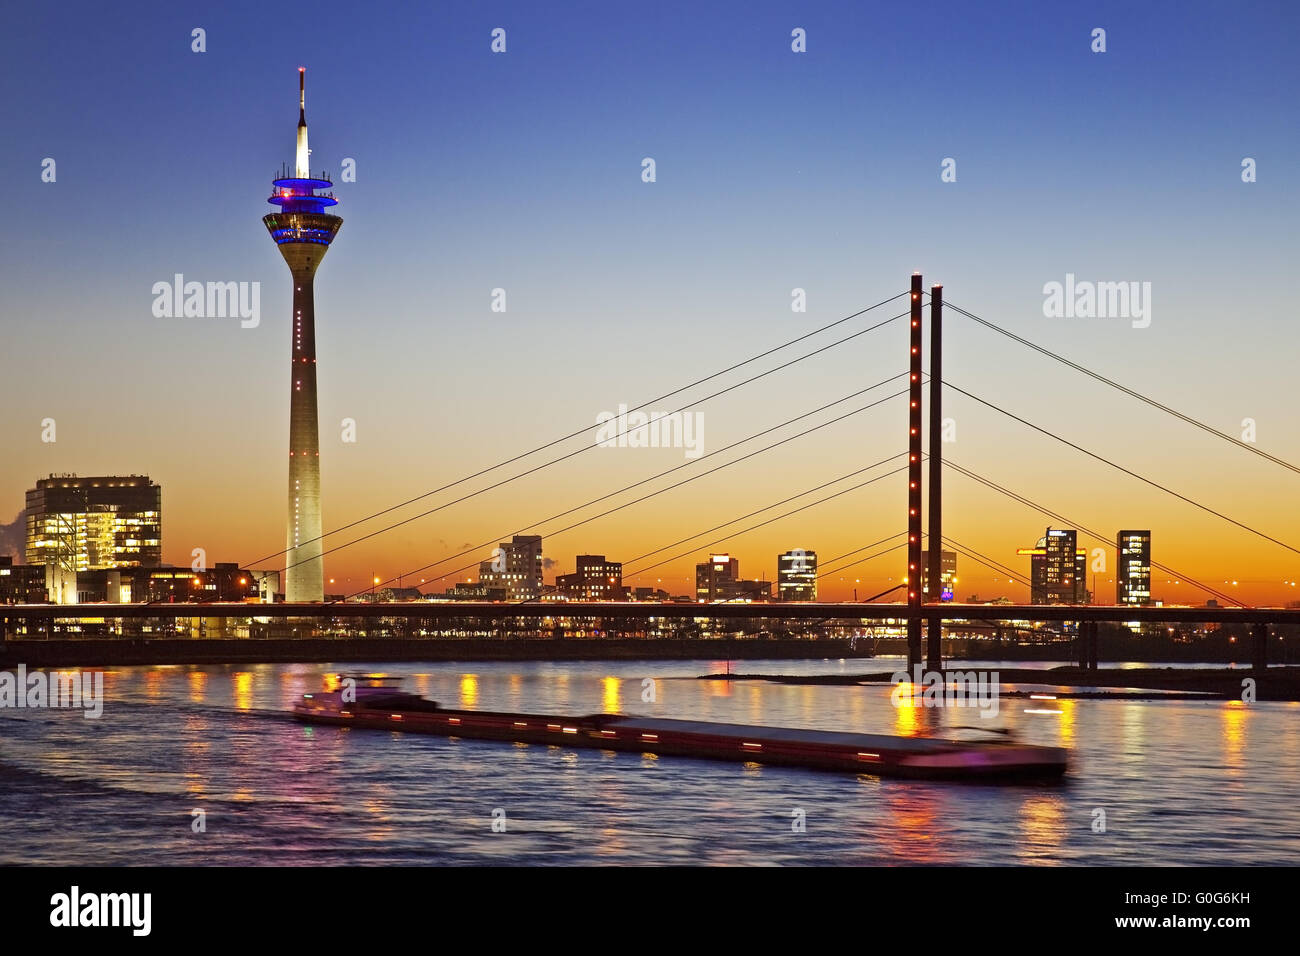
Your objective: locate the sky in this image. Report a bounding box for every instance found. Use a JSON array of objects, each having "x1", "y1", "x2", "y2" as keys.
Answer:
[{"x1": 2, "y1": 0, "x2": 1299, "y2": 604}]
